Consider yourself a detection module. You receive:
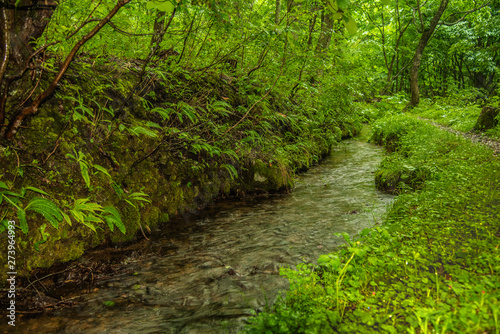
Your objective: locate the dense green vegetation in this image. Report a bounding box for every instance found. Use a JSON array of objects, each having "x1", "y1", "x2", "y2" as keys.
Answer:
[
  {"x1": 0, "y1": 0, "x2": 499, "y2": 332},
  {"x1": 1, "y1": 0, "x2": 365, "y2": 278},
  {"x1": 246, "y1": 113, "x2": 500, "y2": 333}
]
